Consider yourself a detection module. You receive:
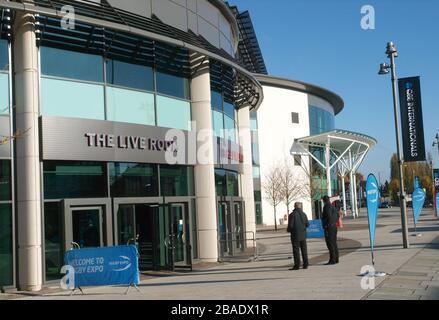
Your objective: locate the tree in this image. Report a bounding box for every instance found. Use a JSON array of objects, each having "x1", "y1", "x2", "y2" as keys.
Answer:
[
  {"x1": 262, "y1": 164, "x2": 283, "y2": 231},
  {"x1": 279, "y1": 160, "x2": 310, "y2": 214}
]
